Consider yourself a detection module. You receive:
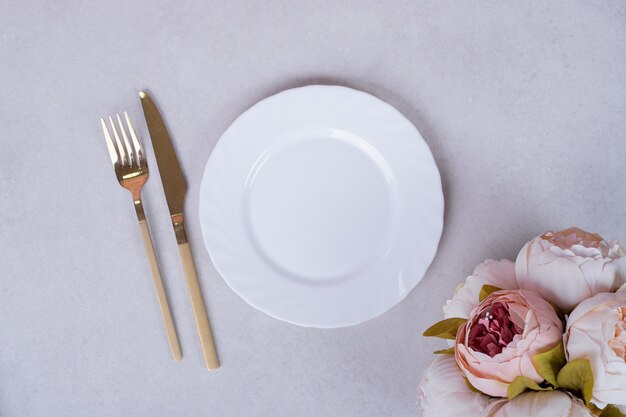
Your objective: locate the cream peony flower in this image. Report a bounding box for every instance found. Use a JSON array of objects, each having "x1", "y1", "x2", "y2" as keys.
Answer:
[
  {"x1": 483, "y1": 391, "x2": 593, "y2": 417},
  {"x1": 455, "y1": 289, "x2": 563, "y2": 397},
  {"x1": 515, "y1": 227, "x2": 626, "y2": 312},
  {"x1": 444, "y1": 259, "x2": 518, "y2": 320},
  {"x1": 565, "y1": 290, "x2": 626, "y2": 413},
  {"x1": 418, "y1": 355, "x2": 490, "y2": 417}
]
